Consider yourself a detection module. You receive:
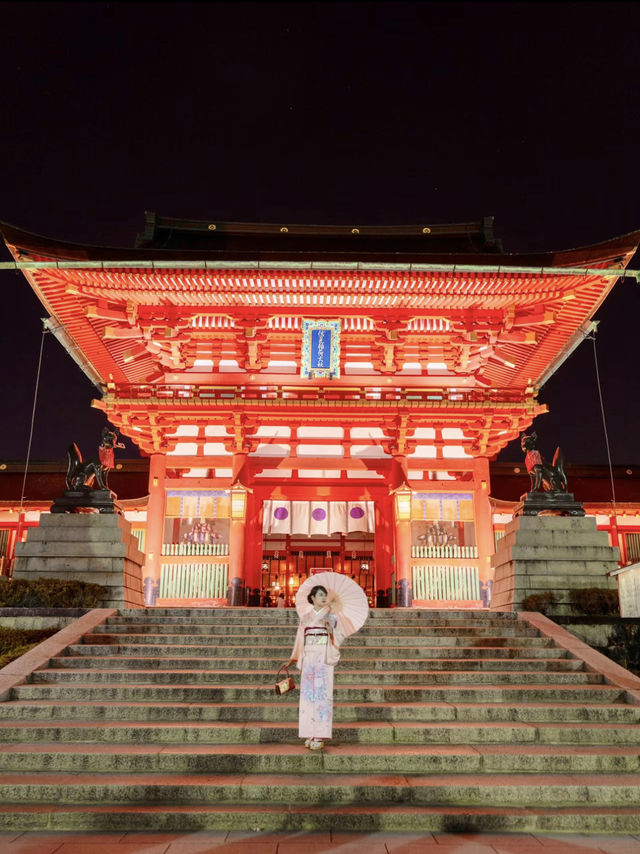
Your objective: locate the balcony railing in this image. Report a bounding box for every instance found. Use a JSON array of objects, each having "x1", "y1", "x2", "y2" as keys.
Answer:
[{"x1": 411, "y1": 544, "x2": 478, "y2": 559}]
